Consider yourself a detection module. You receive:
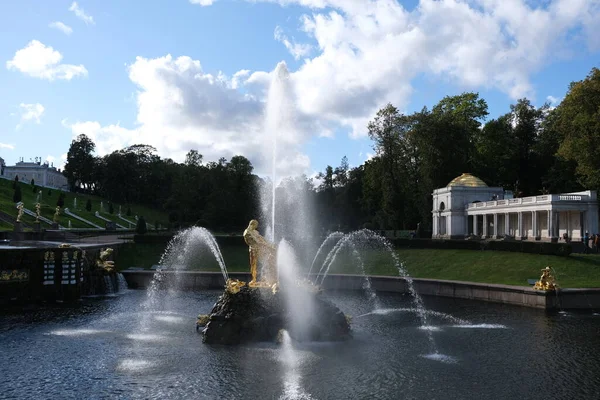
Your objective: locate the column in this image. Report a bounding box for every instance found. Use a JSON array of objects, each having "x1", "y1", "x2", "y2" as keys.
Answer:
[
  {"x1": 518, "y1": 212, "x2": 523, "y2": 239},
  {"x1": 433, "y1": 215, "x2": 438, "y2": 236},
  {"x1": 493, "y1": 213, "x2": 498, "y2": 238},
  {"x1": 547, "y1": 210, "x2": 552, "y2": 238},
  {"x1": 482, "y1": 214, "x2": 488, "y2": 237},
  {"x1": 532, "y1": 211, "x2": 537, "y2": 239},
  {"x1": 473, "y1": 215, "x2": 478, "y2": 236},
  {"x1": 505, "y1": 213, "x2": 510, "y2": 236}
]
